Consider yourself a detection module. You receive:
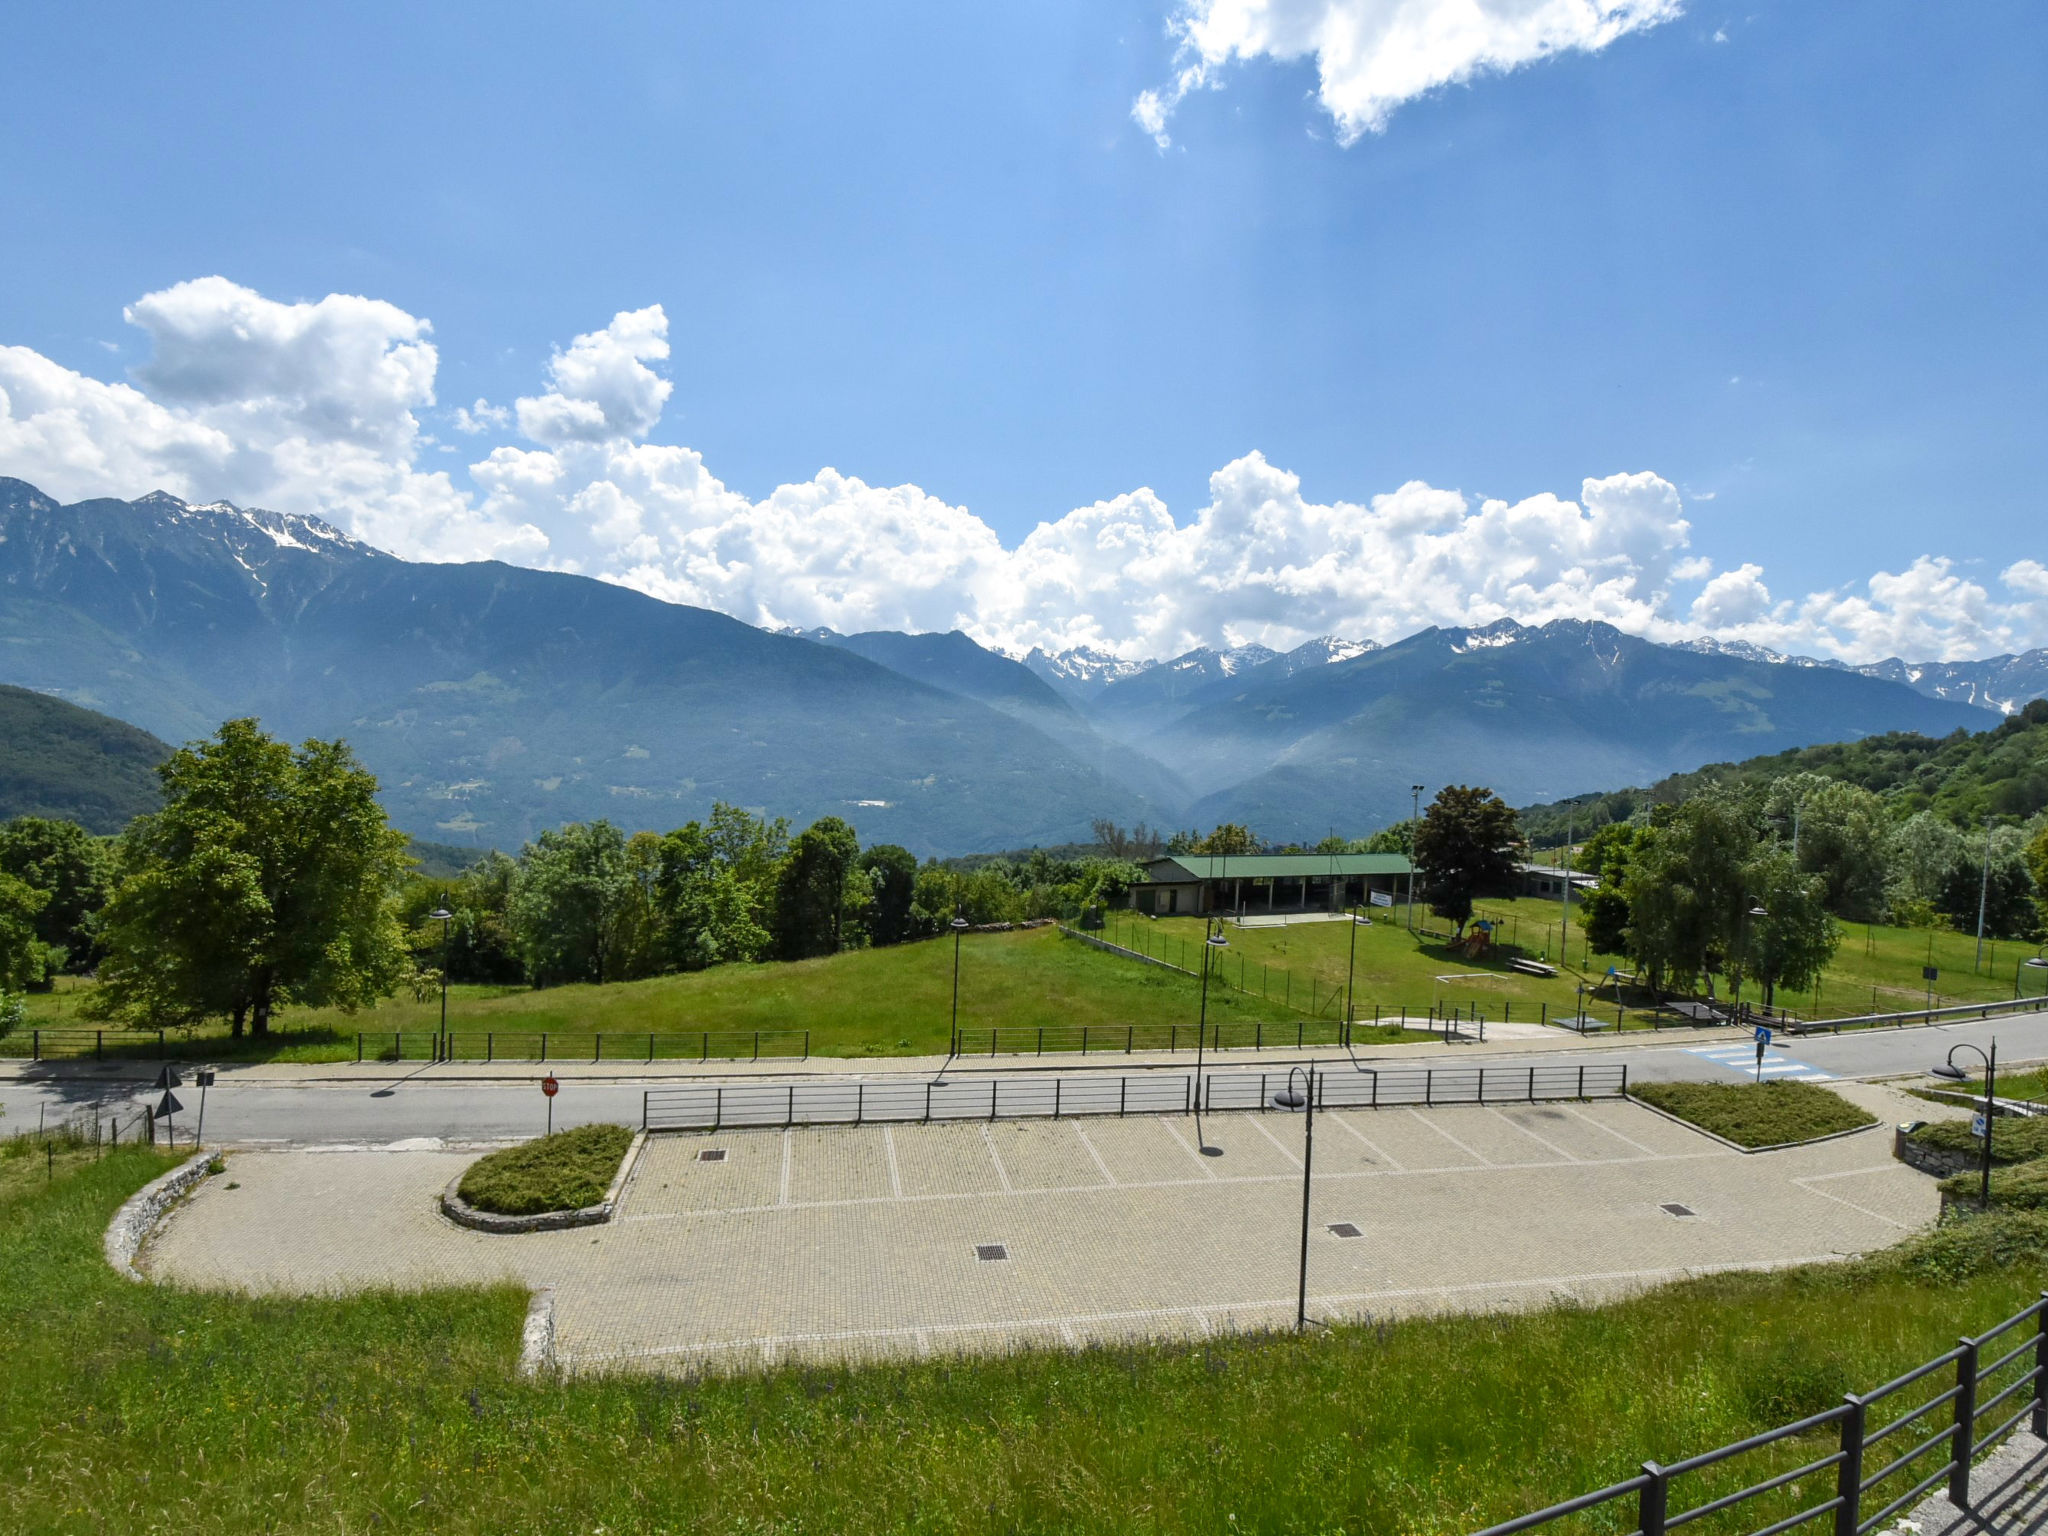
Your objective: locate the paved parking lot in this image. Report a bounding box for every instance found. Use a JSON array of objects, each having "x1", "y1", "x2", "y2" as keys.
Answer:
[{"x1": 143, "y1": 1098, "x2": 1937, "y2": 1372}]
